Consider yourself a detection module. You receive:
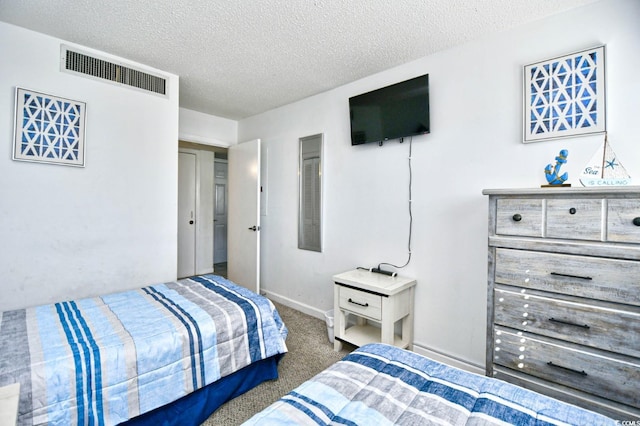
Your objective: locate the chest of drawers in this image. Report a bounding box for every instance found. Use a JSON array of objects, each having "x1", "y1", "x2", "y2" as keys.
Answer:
[{"x1": 483, "y1": 187, "x2": 640, "y2": 420}]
